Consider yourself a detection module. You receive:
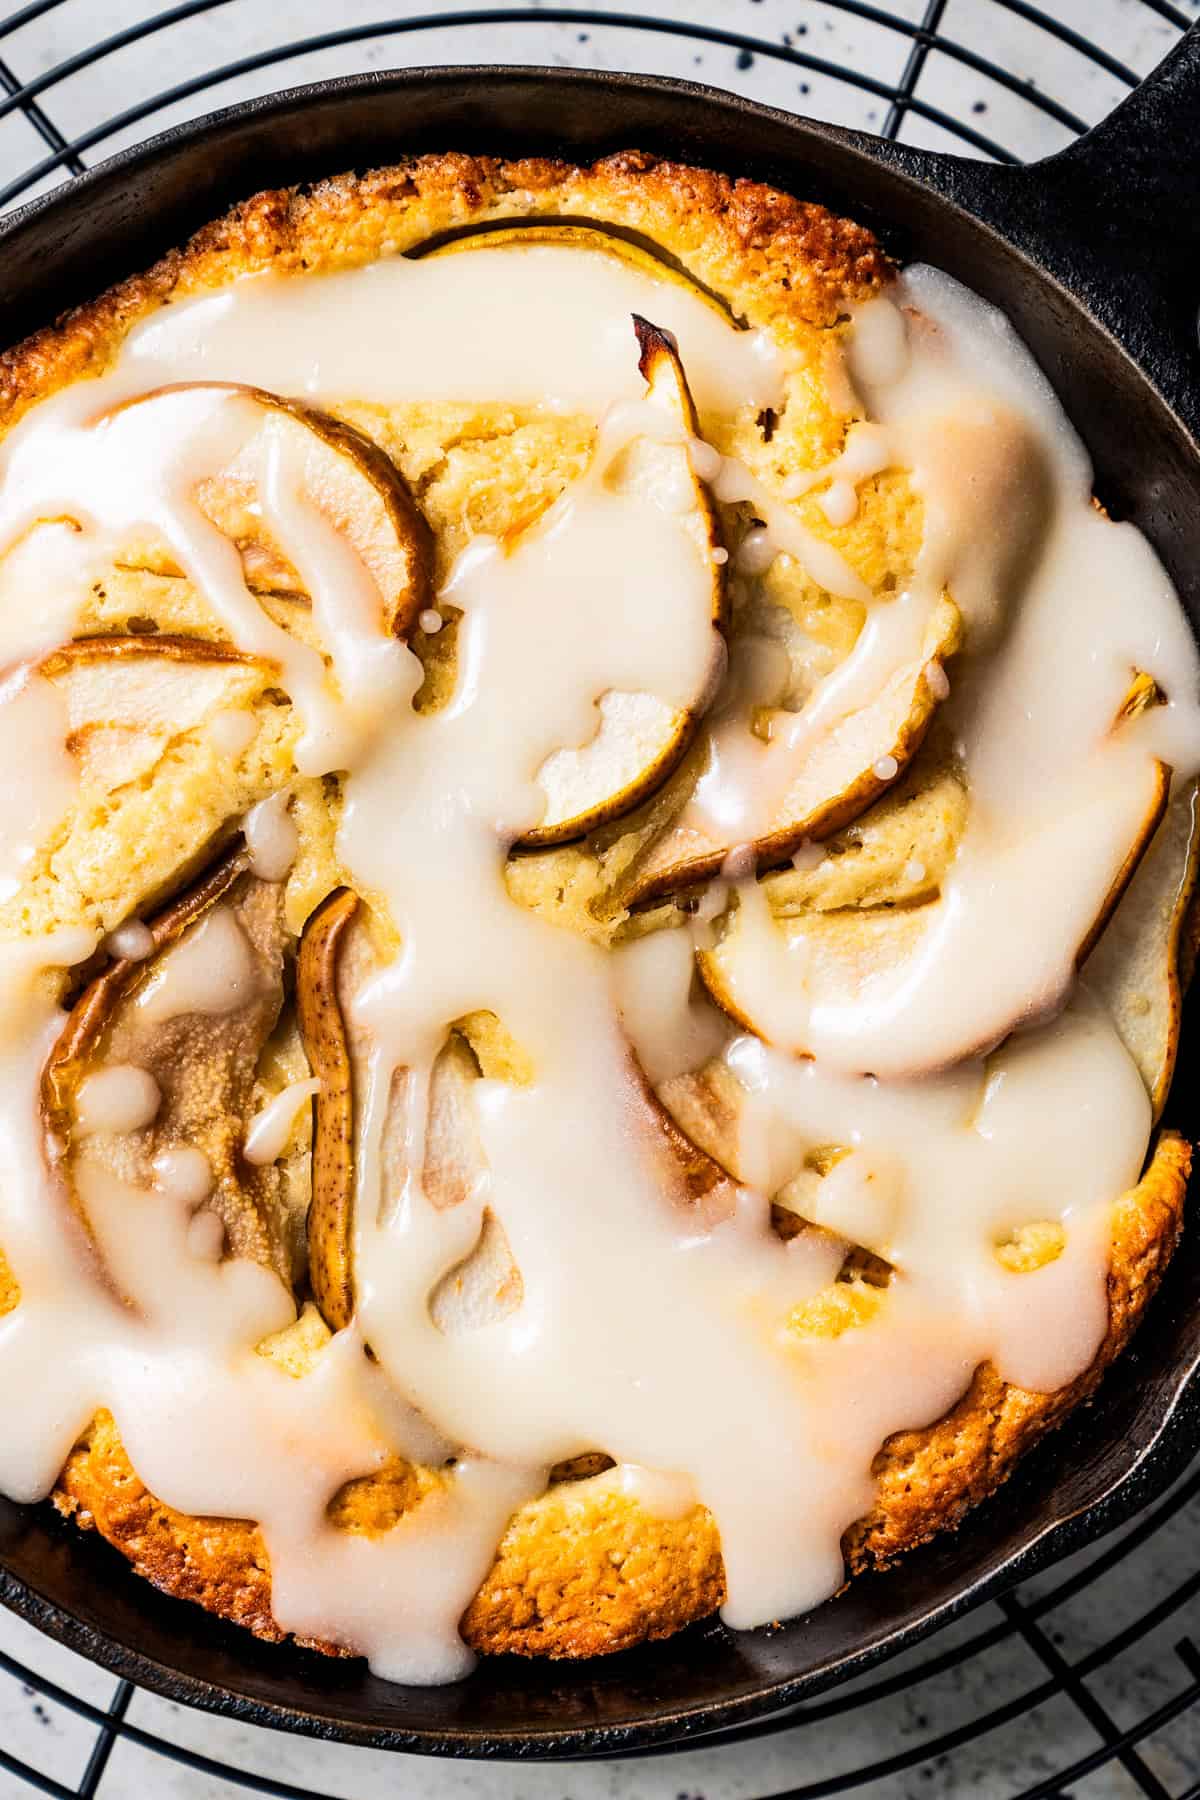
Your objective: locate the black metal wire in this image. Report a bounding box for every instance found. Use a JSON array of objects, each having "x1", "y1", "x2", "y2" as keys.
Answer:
[
  {"x1": 2, "y1": 1520, "x2": 1195, "y2": 1800},
  {"x1": 983, "y1": 0, "x2": 1144, "y2": 82},
  {"x1": 0, "y1": 2, "x2": 1195, "y2": 1795},
  {"x1": 0, "y1": 53, "x2": 84, "y2": 172},
  {"x1": 586, "y1": 1490, "x2": 1200, "y2": 1765},
  {"x1": 0, "y1": 0, "x2": 1168, "y2": 204},
  {"x1": 75, "y1": 1681, "x2": 132, "y2": 1800},
  {"x1": 998, "y1": 1592, "x2": 1173, "y2": 1800},
  {"x1": 1014, "y1": 1662, "x2": 1200, "y2": 1800},
  {"x1": 594, "y1": 1460, "x2": 1200, "y2": 1757},
  {"x1": 0, "y1": 4, "x2": 1032, "y2": 211},
  {"x1": 882, "y1": 0, "x2": 947, "y2": 138}
]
